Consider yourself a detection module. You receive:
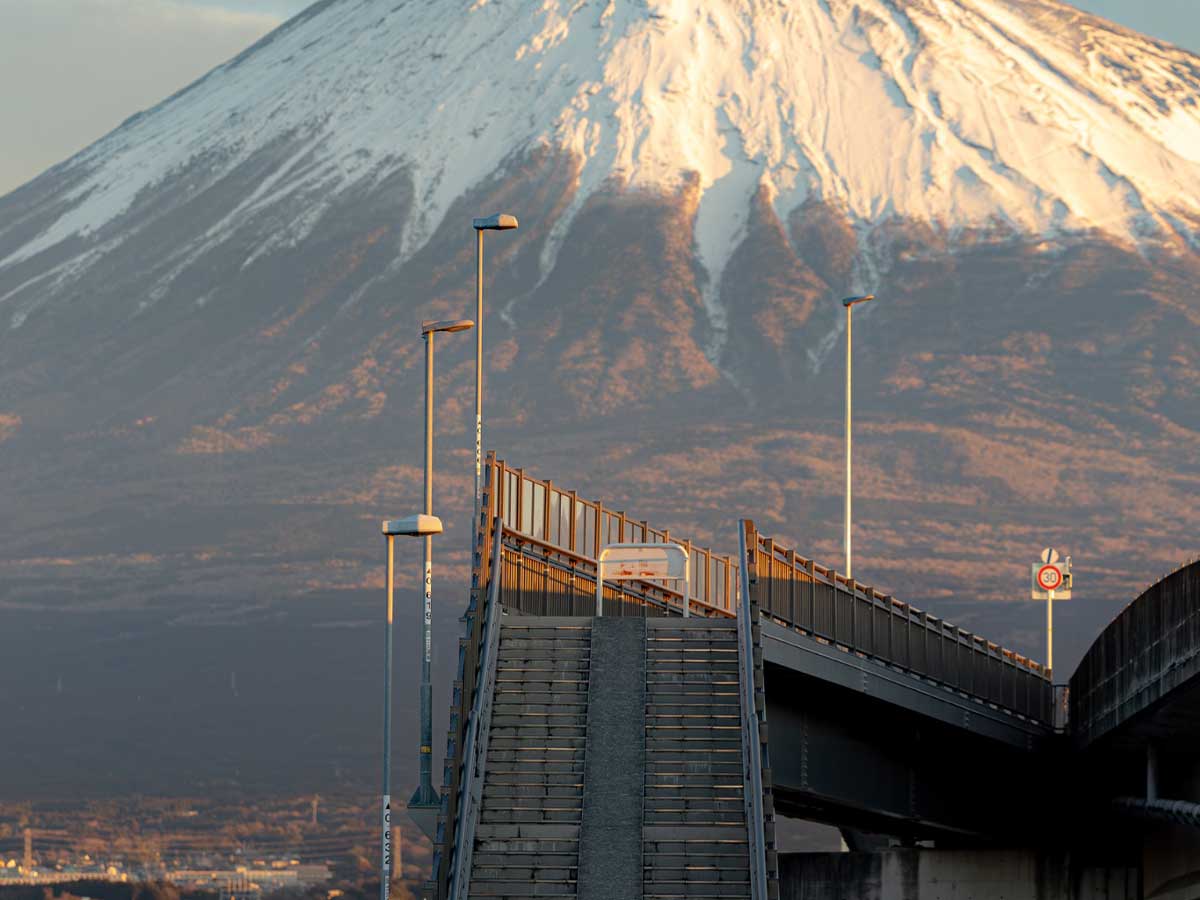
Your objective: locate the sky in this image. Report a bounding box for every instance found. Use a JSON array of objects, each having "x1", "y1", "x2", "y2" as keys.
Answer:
[{"x1": 0, "y1": 0, "x2": 1199, "y2": 196}]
